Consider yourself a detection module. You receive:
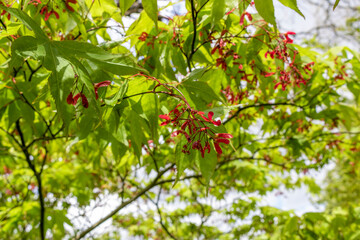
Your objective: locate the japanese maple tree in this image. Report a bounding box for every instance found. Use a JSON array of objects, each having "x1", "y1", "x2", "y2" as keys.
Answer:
[{"x1": 1, "y1": 0, "x2": 360, "y2": 239}]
